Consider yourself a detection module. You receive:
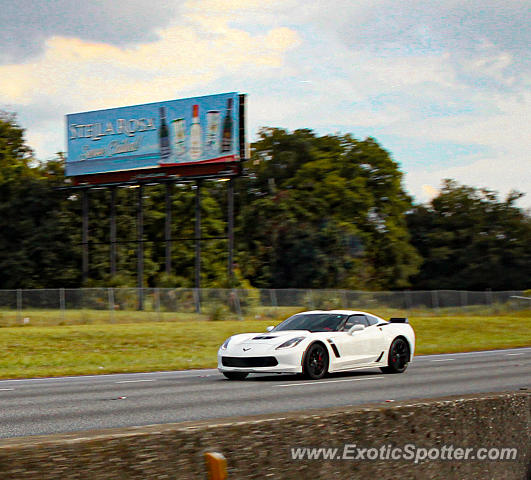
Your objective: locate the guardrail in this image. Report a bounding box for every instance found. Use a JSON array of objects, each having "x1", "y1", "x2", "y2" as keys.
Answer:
[{"x1": 0, "y1": 391, "x2": 528, "y2": 479}]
